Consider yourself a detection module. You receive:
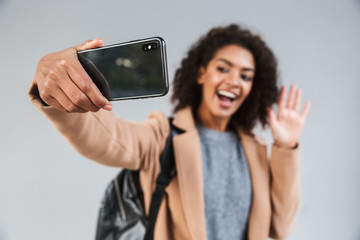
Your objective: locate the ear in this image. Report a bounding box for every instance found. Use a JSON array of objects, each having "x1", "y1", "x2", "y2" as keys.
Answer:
[{"x1": 197, "y1": 66, "x2": 205, "y2": 85}]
